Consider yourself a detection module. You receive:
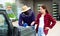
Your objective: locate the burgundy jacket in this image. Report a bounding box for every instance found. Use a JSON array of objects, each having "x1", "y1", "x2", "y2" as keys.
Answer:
[{"x1": 35, "y1": 13, "x2": 56, "y2": 35}]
